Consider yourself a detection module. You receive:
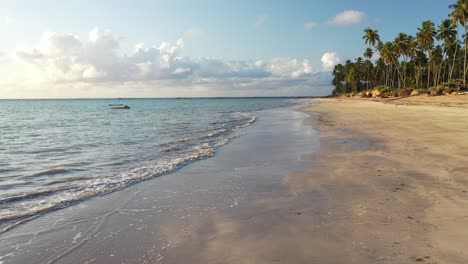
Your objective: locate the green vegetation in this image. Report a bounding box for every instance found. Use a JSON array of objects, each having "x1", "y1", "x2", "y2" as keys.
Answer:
[{"x1": 331, "y1": 0, "x2": 468, "y2": 97}]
